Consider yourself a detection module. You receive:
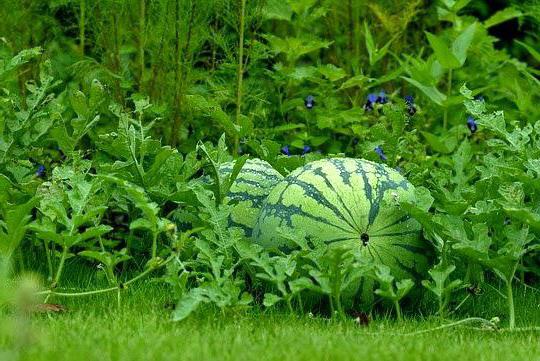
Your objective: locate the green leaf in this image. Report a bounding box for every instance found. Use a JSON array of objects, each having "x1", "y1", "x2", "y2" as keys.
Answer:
[
  {"x1": 222, "y1": 155, "x2": 248, "y2": 197},
  {"x1": 364, "y1": 22, "x2": 395, "y2": 66},
  {"x1": 339, "y1": 74, "x2": 368, "y2": 90},
  {"x1": 422, "y1": 263, "x2": 462, "y2": 298},
  {"x1": 0, "y1": 47, "x2": 42, "y2": 80},
  {"x1": 288, "y1": 277, "x2": 314, "y2": 293},
  {"x1": 317, "y1": 64, "x2": 346, "y2": 82},
  {"x1": 425, "y1": 32, "x2": 460, "y2": 69},
  {"x1": 70, "y1": 90, "x2": 89, "y2": 119},
  {"x1": 263, "y1": 293, "x2": 282, "y2": 307},
  {"x1": 396, "y1": 279, "x2": 414, "y2": 299},
  {"x1": 516, "y1": 40, "x2": 540, "y2": 63},
  {"x1": 76, "y1": 225, "x2": 113, "y2": 244},
  {"x1": 0, "y1": 197, "x2": 39, "y2": 259},
  {"x1": 172, "y1": 289, "x2": 204, "y2": 321},
  {"x1": 503, "y1": 207, "x2": 540, "y2": 232},
  {"x1": 484, "y1": 8, "x2": 523, "y2": 29},
  {"x1": 452, "y1": 23, "x2": 476, "y2": 66},
  {"x1": 421, "y1": 131, "x2": 457, "y2": 153},
  {"x1": 263, "y1": 0, "x2": 292, "y2": 21},
  {"x1": 402, "y1": 77, "x2": 447, "y2": 105}
]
